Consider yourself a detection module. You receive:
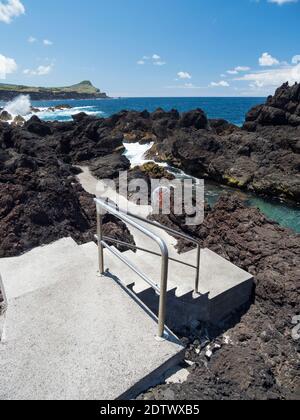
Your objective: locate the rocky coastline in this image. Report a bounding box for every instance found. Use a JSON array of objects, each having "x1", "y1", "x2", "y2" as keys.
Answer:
[
  {"x1": 0, "y1": 82, "x2": 299, "y2": 400},
  {"x1": 114, "y1": 85, "x2": 300, "y2": 203},
  {"x1": 0, "y1": 104, "x2": 73, "y2": 126}
]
